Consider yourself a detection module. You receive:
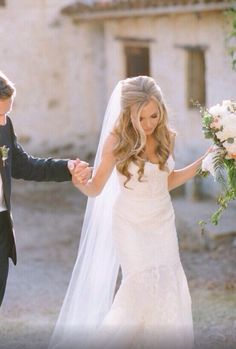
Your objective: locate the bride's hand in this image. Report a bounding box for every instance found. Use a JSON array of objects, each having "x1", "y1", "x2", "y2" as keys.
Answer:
[
  {"x1": 68, "y1": 159, "x2": 92, "y2": 185},
  {"x1": 202, "y1": 145, "x2": 215, "y2": 159}
]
